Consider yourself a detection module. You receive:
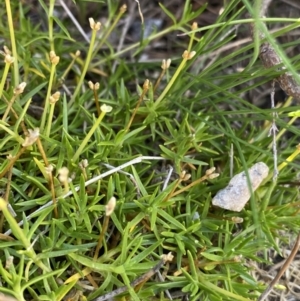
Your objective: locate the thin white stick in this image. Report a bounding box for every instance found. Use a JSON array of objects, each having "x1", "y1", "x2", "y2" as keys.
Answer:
[
  {"x1": 162, "y1": 165, "x2": 173, "y2": 191},
  {"x1": 229, "y1": 143, "x2": 234, "y2": 178},
  {"x1": 58, "y1": 0, "x2": 90, "y2": 43},
  {"x1": 269, "y1": 81, "x2": 278, "y2": 180},
  {"x1": 101, "y1": 162, "x2": 141, "y2": 197},
  {"x1": 134, "y1": 0, "x2": 144, "y2": 24}
]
